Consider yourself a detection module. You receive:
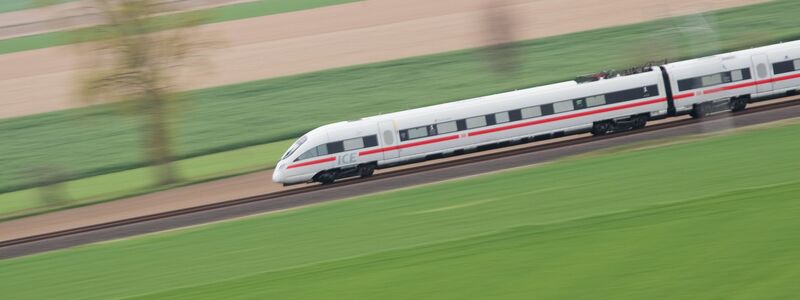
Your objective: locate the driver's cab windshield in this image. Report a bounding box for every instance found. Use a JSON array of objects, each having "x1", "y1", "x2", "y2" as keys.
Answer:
[{"x1": 282, "y1": 135, "x2": 308, "y2": 160}]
